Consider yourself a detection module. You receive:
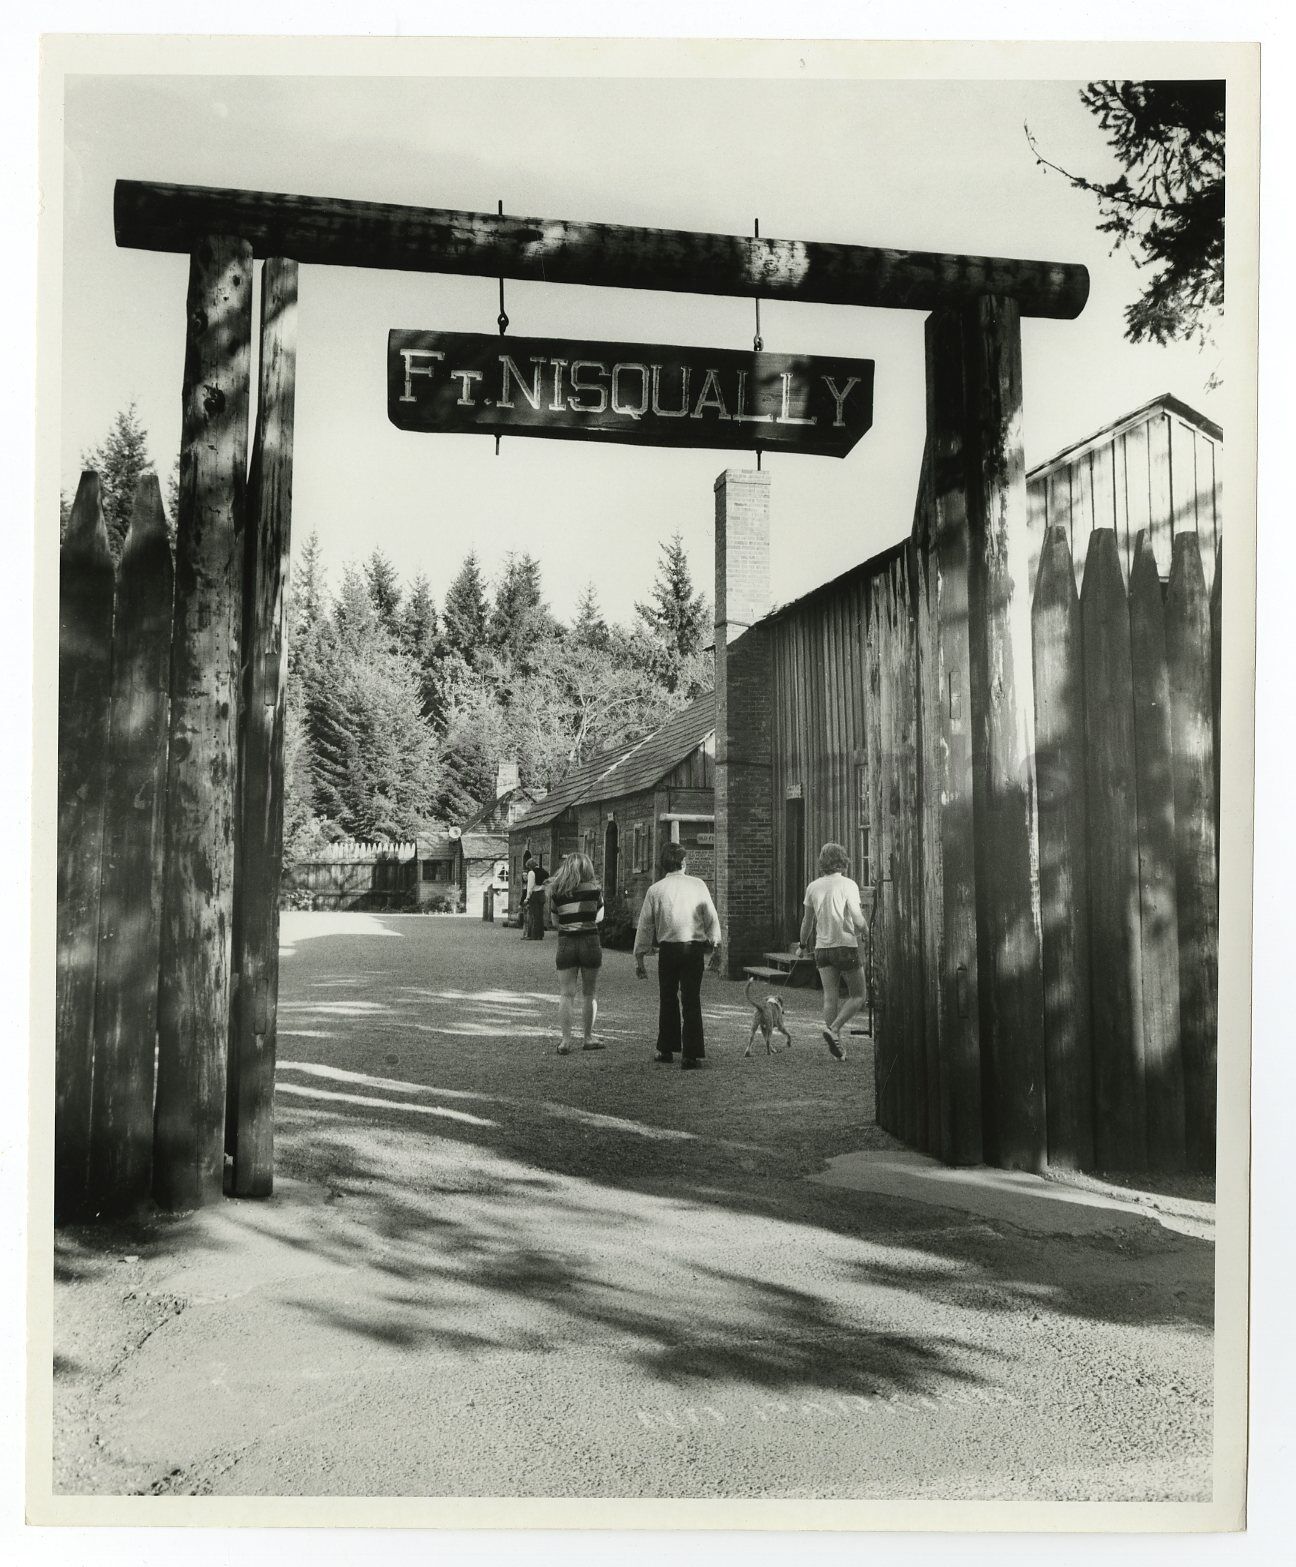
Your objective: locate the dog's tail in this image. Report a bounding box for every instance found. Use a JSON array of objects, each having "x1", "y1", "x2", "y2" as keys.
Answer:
[{"x1": 744, "y1": 977, "x2": 760, "y2": 1009}]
